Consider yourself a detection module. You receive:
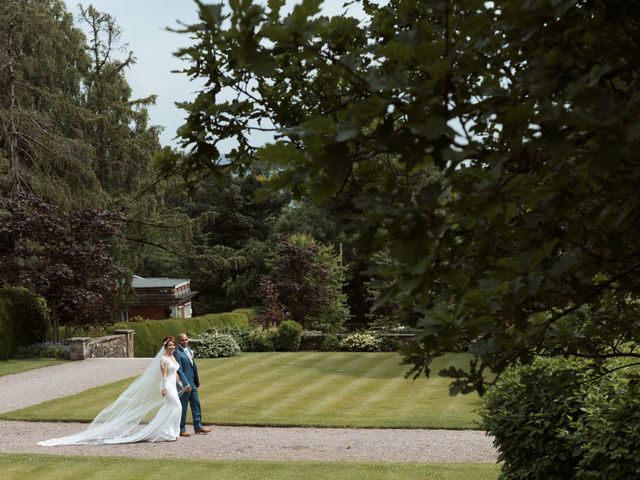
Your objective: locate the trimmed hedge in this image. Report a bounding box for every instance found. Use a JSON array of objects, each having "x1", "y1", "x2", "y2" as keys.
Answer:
[
  {"x1": 0, "y1": 287, "x2": 50, "y2": 360},
  {"x1": 114, "y1": 308, "x2": 257, "y2": 357}
]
